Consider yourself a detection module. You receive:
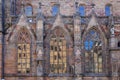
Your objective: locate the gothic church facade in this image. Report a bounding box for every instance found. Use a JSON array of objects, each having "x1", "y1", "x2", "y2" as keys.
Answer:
[{"x1": 0, "y1": 0, "x2": 120, "y2": 80}]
